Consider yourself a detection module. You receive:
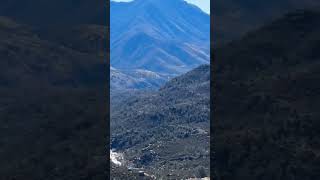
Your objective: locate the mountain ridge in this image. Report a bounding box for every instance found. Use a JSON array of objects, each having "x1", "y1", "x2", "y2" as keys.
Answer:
[{"x1": 110, "y1": 0, "x2": 210, "y2": 90}]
